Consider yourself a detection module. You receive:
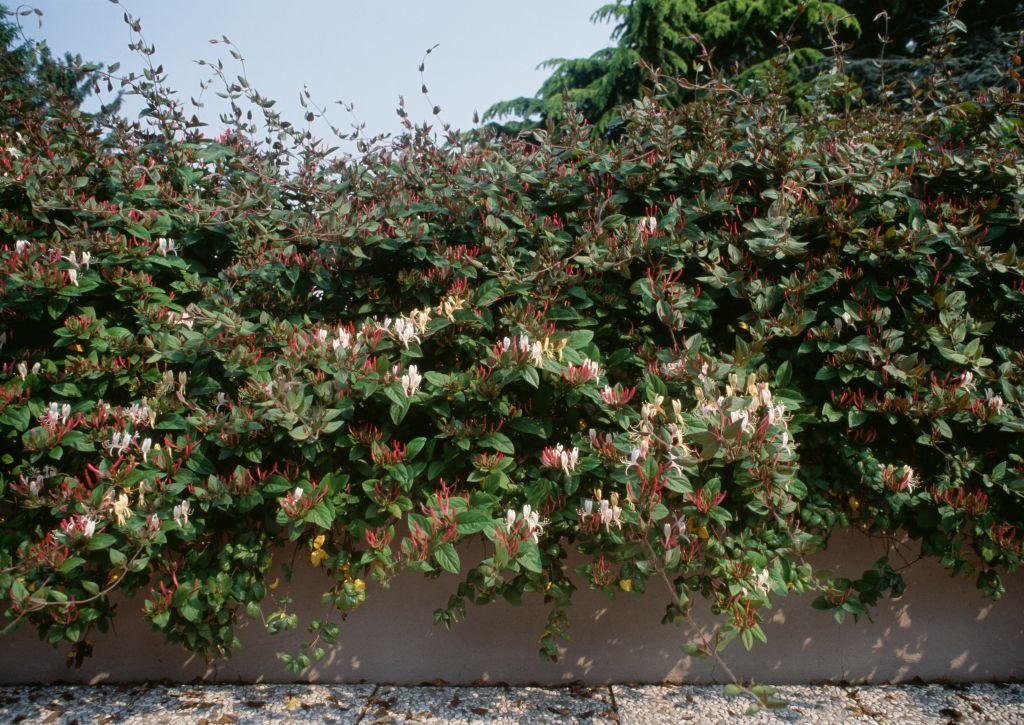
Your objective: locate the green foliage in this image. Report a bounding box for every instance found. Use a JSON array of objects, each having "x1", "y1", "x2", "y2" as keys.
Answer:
[
  {"x1": 0, "y1": 4, "x2": 118, "y2": 129},
  {"x1": 0, "y1": 5, "x2": 1022, "y2": 679},
  {"x1": 484, "y1": 0, "x2": 858, "y2": 130}
]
